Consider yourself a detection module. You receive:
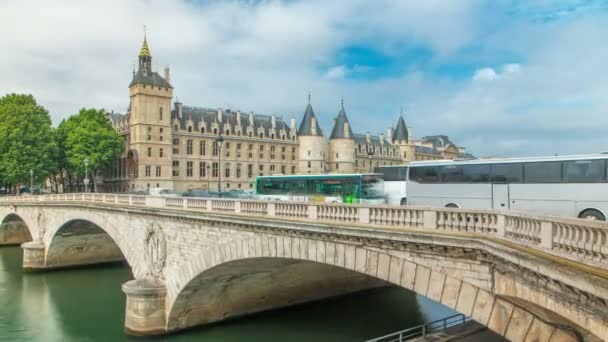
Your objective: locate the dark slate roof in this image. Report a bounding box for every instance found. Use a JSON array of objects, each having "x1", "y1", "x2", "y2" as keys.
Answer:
[
  {"x1": 422, "y1": 135, "x2": 455, "y2": 148},
  {"x1": 173, "y1": 106, "x2": 294, "y2": 139},
  {"x1": 393, "y1": 115, "x2": 408, "y2": 143},
  {"x1": 129, "y1": 69, "x2": 172, "y2": 88},
  {"x1": 458, "y1": 152, "x2": 476, "y2": 160},
  {"x1": 329, "y1": 107, "x2": 354, "y2": 140},
  {"x1": 353, "y1": 133, "x2": 388, "y2": 146},
  {"x1": 107, "y1": 112, "x2": 127, "y2": 124},
  {"x1": 297, "y1": 104, "x2": 324, "y2": 137},
  {"x1": 415, "y1": 145, "x2": 442, "y2": 156}
]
